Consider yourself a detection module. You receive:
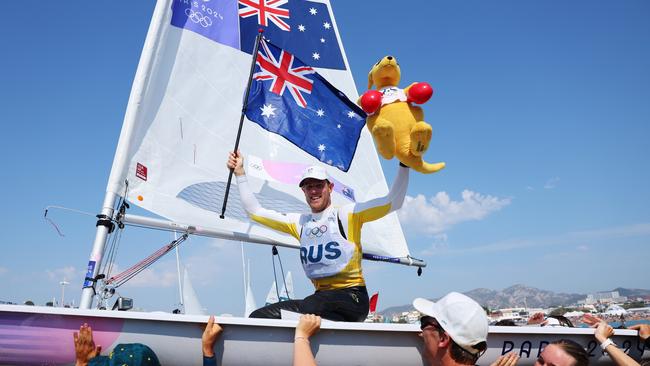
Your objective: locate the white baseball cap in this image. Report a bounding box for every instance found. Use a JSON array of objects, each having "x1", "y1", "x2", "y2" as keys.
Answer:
[
  {"x1": 299, "y1": 165, "x2": 329, "y2": 187},
  {"x1": 413, "y1": 292, "x2": 488, "y2": 354}
]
